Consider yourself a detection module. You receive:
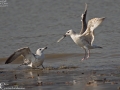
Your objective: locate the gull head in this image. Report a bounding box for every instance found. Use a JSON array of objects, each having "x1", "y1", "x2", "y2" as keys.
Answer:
[
  {"x1": 65, "y1": 29, "x2": 74, "y2": 36},
  {"x1": 57, "y1": 29, "x2": 74, "y2": 43},
  {"x1": 36, "y1": 47, "x2": 47, "y2": 54}
]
